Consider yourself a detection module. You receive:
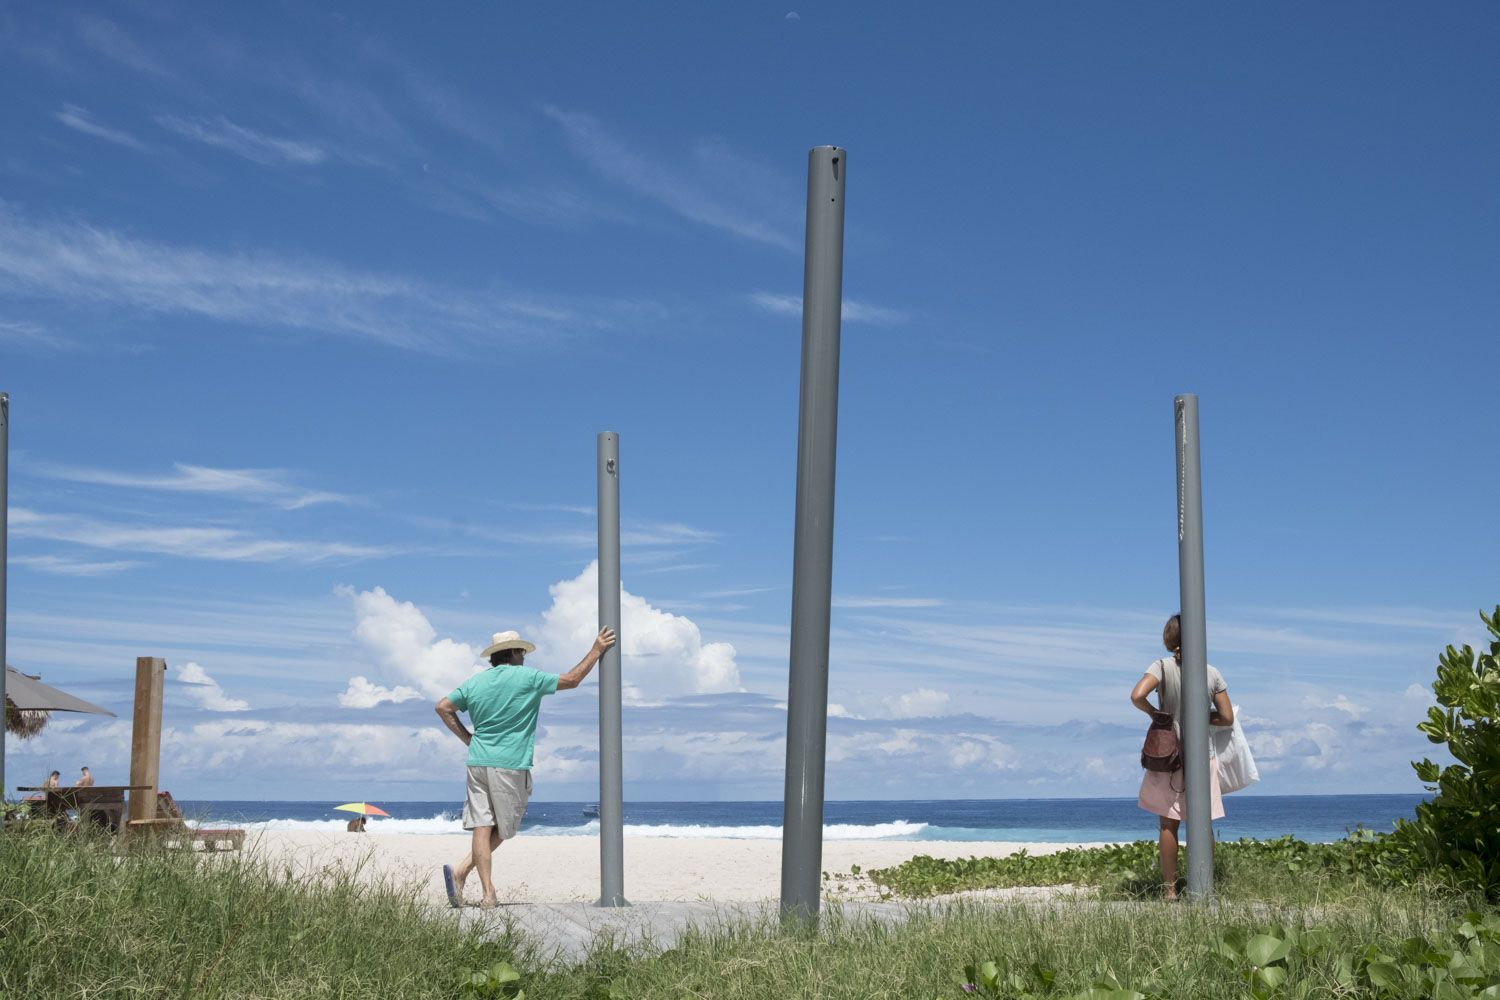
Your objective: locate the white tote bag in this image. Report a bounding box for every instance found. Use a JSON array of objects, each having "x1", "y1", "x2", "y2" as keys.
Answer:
[{"x1": 1212, "y1": 708, "x2": 1260, "y2": 794}]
